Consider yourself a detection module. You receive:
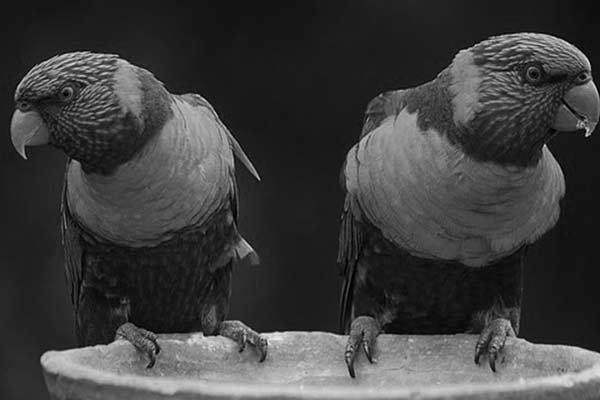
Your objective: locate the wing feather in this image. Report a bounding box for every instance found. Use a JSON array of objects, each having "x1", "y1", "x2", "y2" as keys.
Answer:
[
  {"x1": 61, "y1": 161, "x2": 84, "y2": 313},
  {"x1": 338, "y1": 89, "x2": 407, "y2": 332},
  {"x1": 179, "y1": 93, "x2": 260, "y2": 268},
  {"x1": 180, "y1": 93, "x2": 260, "y2": 181}
]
